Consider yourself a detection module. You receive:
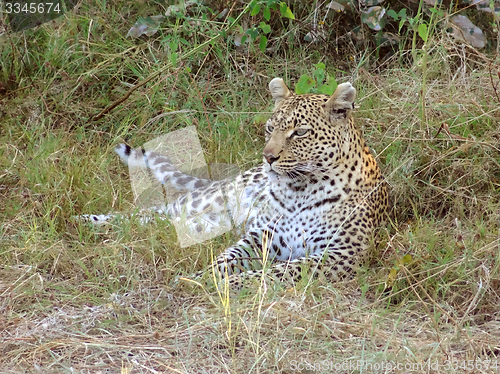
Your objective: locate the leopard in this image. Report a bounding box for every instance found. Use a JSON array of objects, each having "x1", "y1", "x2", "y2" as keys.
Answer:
[{"x1": 79, "y1": 78, "x2": 388, "y2": 291}]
